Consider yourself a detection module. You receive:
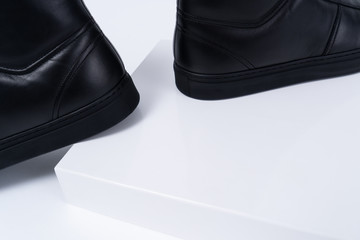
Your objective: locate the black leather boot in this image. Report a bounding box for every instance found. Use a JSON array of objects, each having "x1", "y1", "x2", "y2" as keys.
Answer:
[
  {"x1": 0, "y1": 0, "x2": 140, "y2": 169},
  {"x1": 174, "y1": 0, "x2": 360, "y2": 100}
]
